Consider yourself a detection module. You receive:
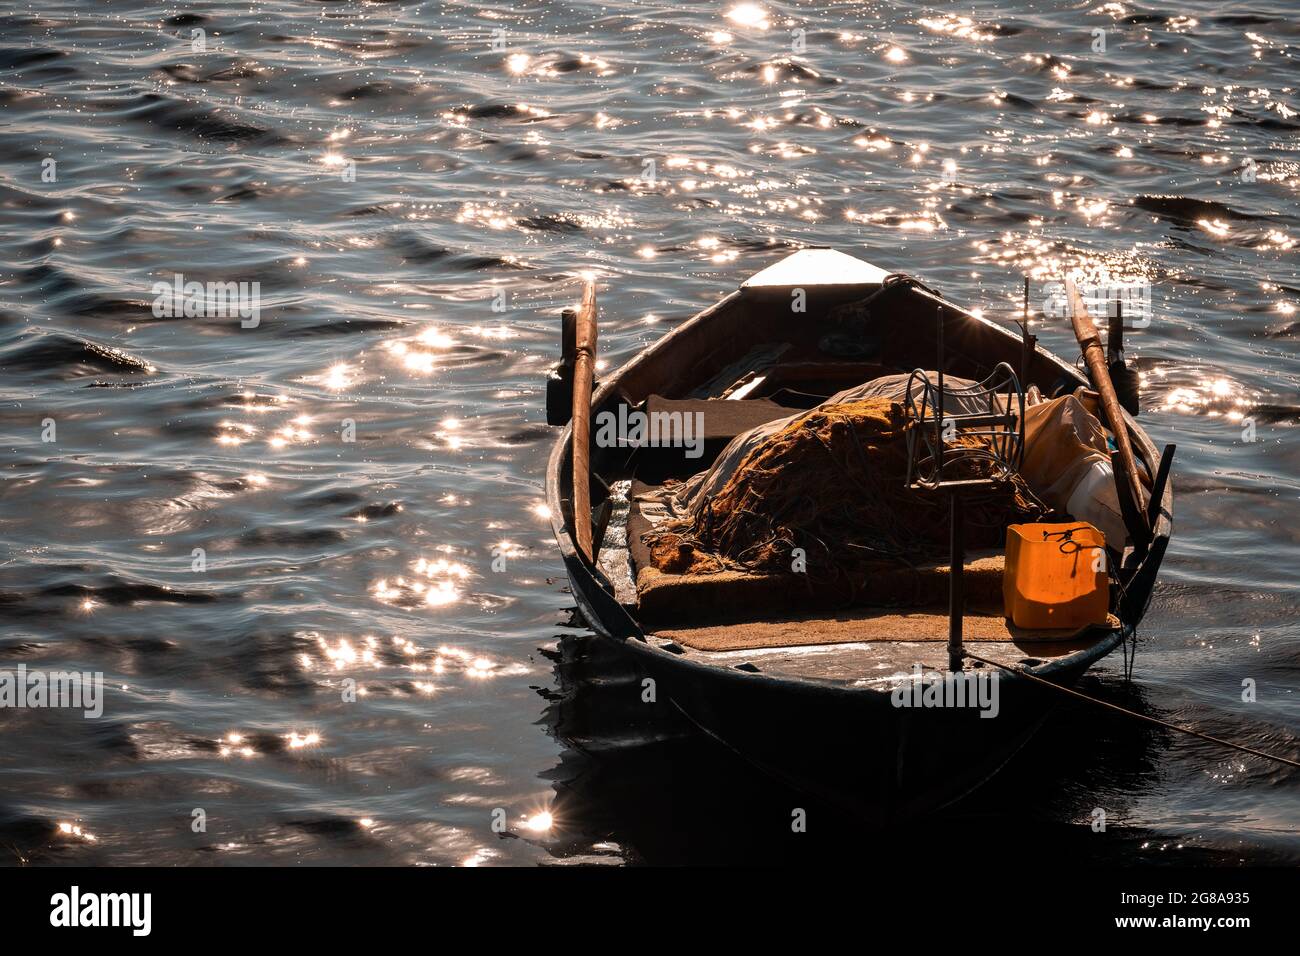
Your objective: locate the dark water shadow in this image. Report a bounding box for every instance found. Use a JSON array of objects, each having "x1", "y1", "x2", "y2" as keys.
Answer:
[{"x1": 530, "y1": 632, "x2": 1255, "y2": 866}]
